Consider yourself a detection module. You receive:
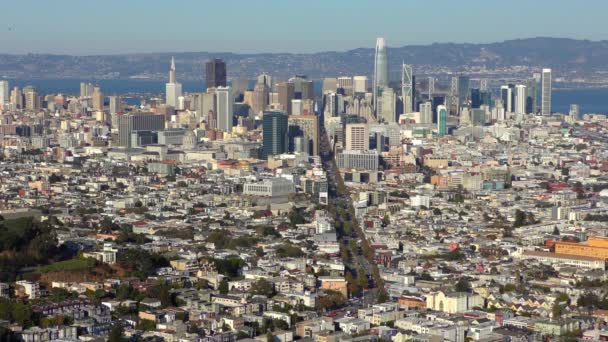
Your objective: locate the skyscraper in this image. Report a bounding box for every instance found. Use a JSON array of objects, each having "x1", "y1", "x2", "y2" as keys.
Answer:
[
  {"x1": 427, "y1": 77, "x2": 435, "y2": 100},
  {"x1": 541, "y1": 68, "x2": 552, "y2": 115},
  {"x1": 252, "y1": 82, "x2": 269, "y2": 115},
  {"x1": 257, "y1": 73, "x2": 272, "y2": 89},
  {"x1": 109, "y1": 96, "x2": 122, "y2": 115},
  {"x1": 373, "y1": 37, "x2": 388, "y2": 115},
  {"x1": 525, "y1": 78, "x2": 538, "y2": 114},
  {"x1": 262, "y1": 111, "x2": 288, "y2": 159},
  {"x1": 10, "y1": 87, "x2": 23, "y2": 109},
  {"x1": 117, "y1": 113, "x2": 165, "y2": 148},
  {"x1": 401, "y1": 64, "x2": 413, "y2": 114},
  {"x1": 515, "y1": 85, "x2": 527, "y2": 115},
  {"x1": 419, "y1": 101, "x2": 432, "y2": 124},
  {"x1": 300, "y1": 80, "x2": 314, "y2": 100},
  {"x1": 215, "y1": 86, "x2": 233, "y2": 133},
  {"x1": 353, "y1": 76, "x2": 369, "y2": 94},
  {"x1": 337, "y1": 77, "x2": 354, "y2": 96},
  {"x1": 500, "y1": 85, "x2": 513, "y2": 113},
  {"x1": 288, "y1": 114, "x2": 319, "y2": 155},
  {"x1": 437, "y1": 105, "x2": 447, "y2": 137},
  {"x1": 345, "y1": 123, "x2": 369, "y2": 151},
  {"x1": 377, "y1": 87, "x2": 396, "y2": 123},
  {"x1": 166, "y1": 57, "x2": 182, "y2": 108},
  {"x1": 0, "y1": 80, "x2": 9, "y2": 106},
  {"x1": 206, "y1": 59, "x2": 227, "y2": 89},
  {"x1": 92, "y1": 86, "x2": 104, "y2": 111},
  {"x1": 457, "y1": 76, "x2": 470, "y2": 106},
  {"x1": 23, "y1": 86, "x2": 39, "y2": 111},
  {"x1": 231, "y1": 78, "x2": 249, "y2": 101},
  {"x1": 569, "y1": 104, "x2": 580, "y2": 119},
  {"x1": 80, "y1": 82, "x2": 94, "y2": 98},
  {"x1": 278, "y1": 82, "x2": 295, "y2": 114}
]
